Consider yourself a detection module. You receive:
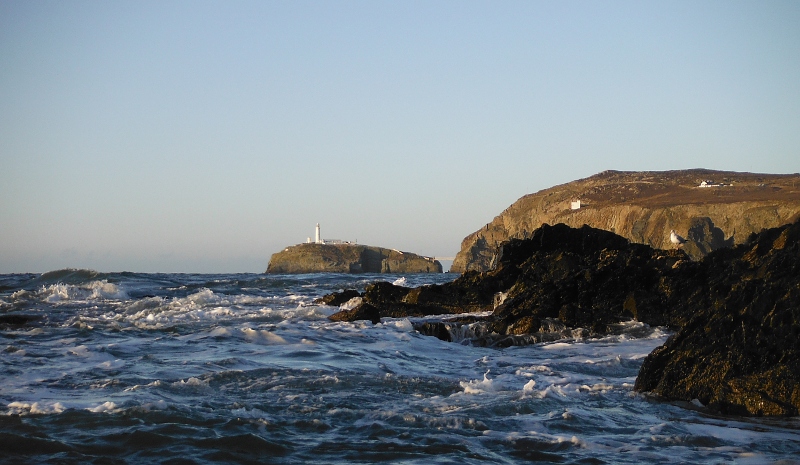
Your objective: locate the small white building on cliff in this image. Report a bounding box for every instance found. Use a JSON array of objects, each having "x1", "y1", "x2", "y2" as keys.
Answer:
[{"x1": 305, "y1": 224, "x2": 354, "y2": 245}]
